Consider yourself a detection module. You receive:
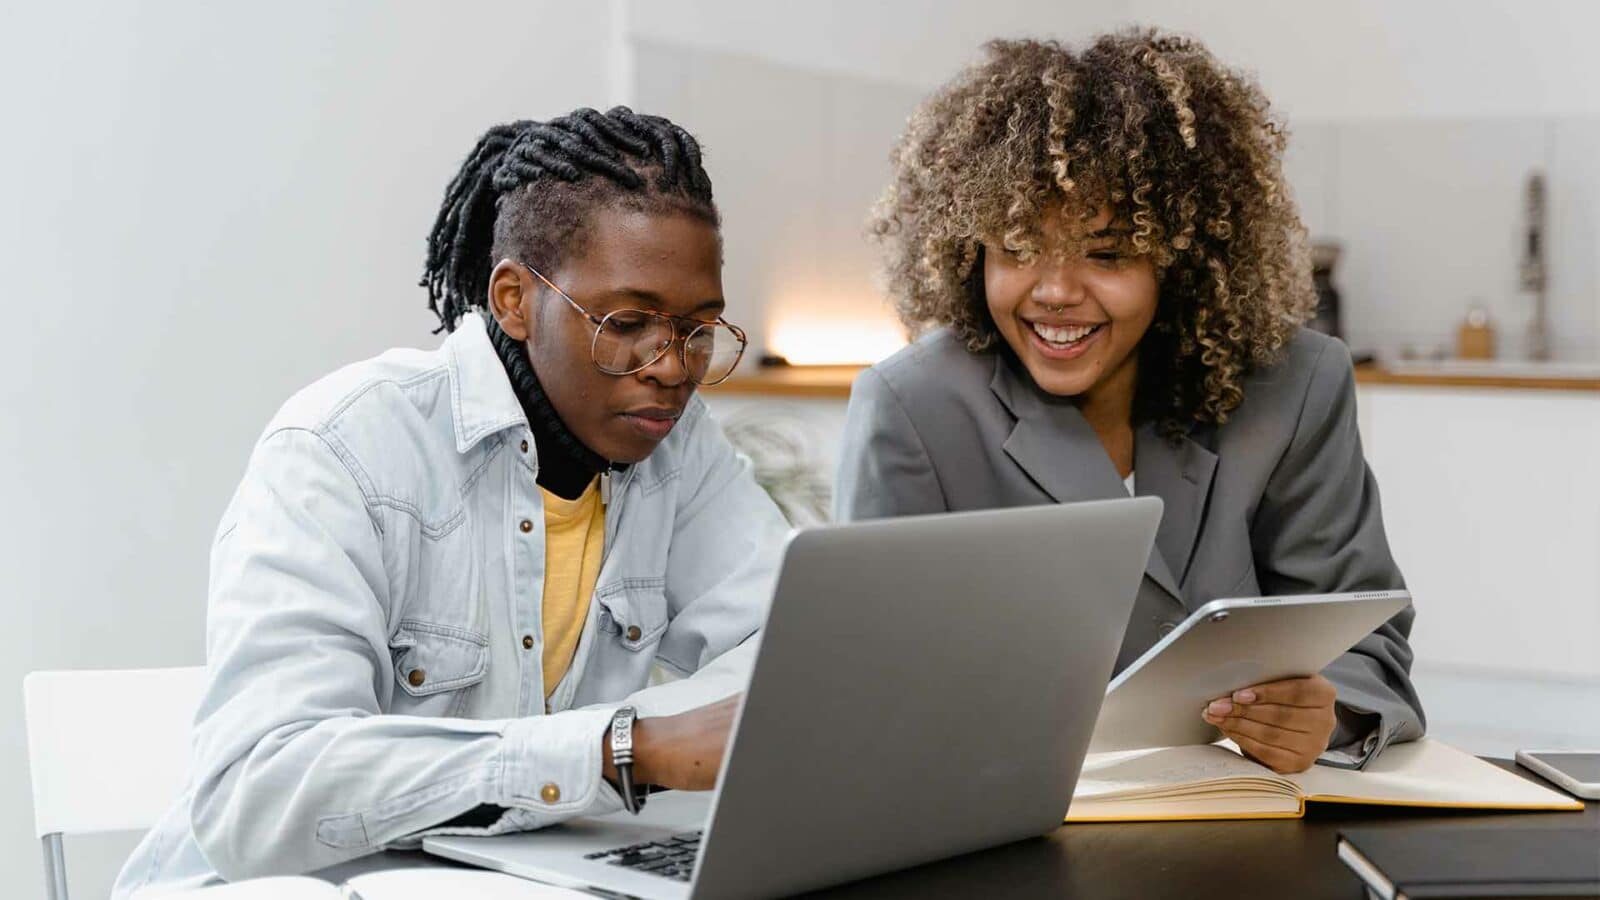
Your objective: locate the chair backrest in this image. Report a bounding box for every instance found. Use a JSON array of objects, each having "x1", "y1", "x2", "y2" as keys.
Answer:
[{"x1": 23, "y1": 666, "x2": 207, "y2": 838}]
